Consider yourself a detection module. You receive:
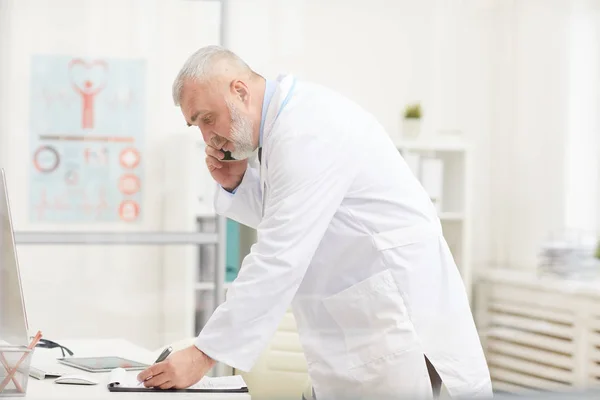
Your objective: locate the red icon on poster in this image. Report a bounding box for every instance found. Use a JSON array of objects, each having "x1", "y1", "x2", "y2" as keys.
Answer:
[
  {"x1": 118, "y1": 174, "x2": 140, "y2": 195},
  {"x1": 119, "y1": 147, "x2": 140, "y2": 169},
  {"x1": 33, "y1": 146, "x2": 60, "y2": 173},
  {"x1": 69, "y1": 58, "x2": 108, "y2": 130},
  {"x1": 119, "y1": 200, "x2": 139, "y2": 222}
]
